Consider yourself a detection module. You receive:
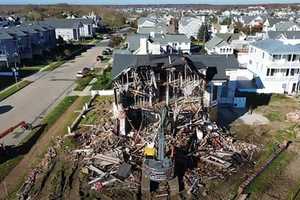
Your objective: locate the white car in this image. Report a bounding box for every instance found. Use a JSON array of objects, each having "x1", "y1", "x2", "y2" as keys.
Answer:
[{"x1": 76, "y1": 67, "x2": 91, "y2": 78}]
